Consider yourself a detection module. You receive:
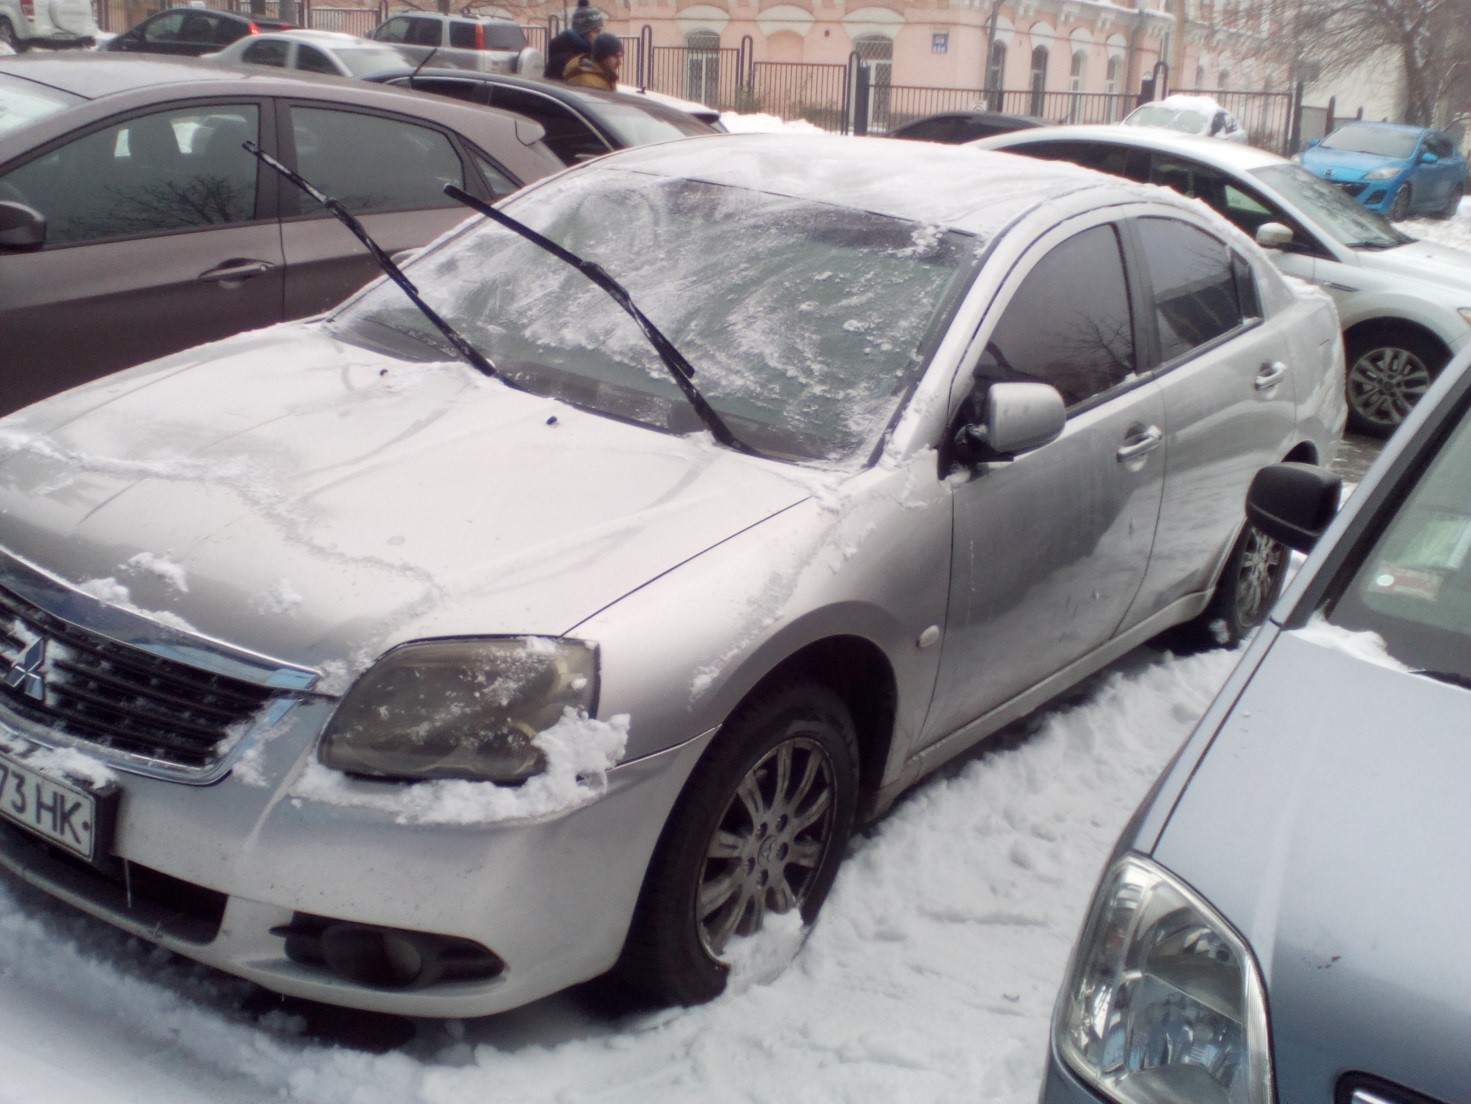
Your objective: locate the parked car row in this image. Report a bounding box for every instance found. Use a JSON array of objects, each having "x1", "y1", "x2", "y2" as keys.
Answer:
[{"x1": 0, "y1": 108, "x2": 1347, "y2": 1019}]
